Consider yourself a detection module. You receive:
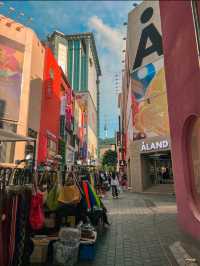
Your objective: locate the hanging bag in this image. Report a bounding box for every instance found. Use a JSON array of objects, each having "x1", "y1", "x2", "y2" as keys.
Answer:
[
  {"x1": 46, "y1": 173, "x2": 60, "y2": 211},
  {"x1": 58, "y1": 184, "x2": 81, "y2": 205},
  {"x1": 58, "y1": 174, "x2": 81, "y2": 205},
  {"x1": 29, "y1": 192, "x2": 45, "y2": 230},
  {"x1": 29, "y1": 173, "x2": 45, "y2": 230}
]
